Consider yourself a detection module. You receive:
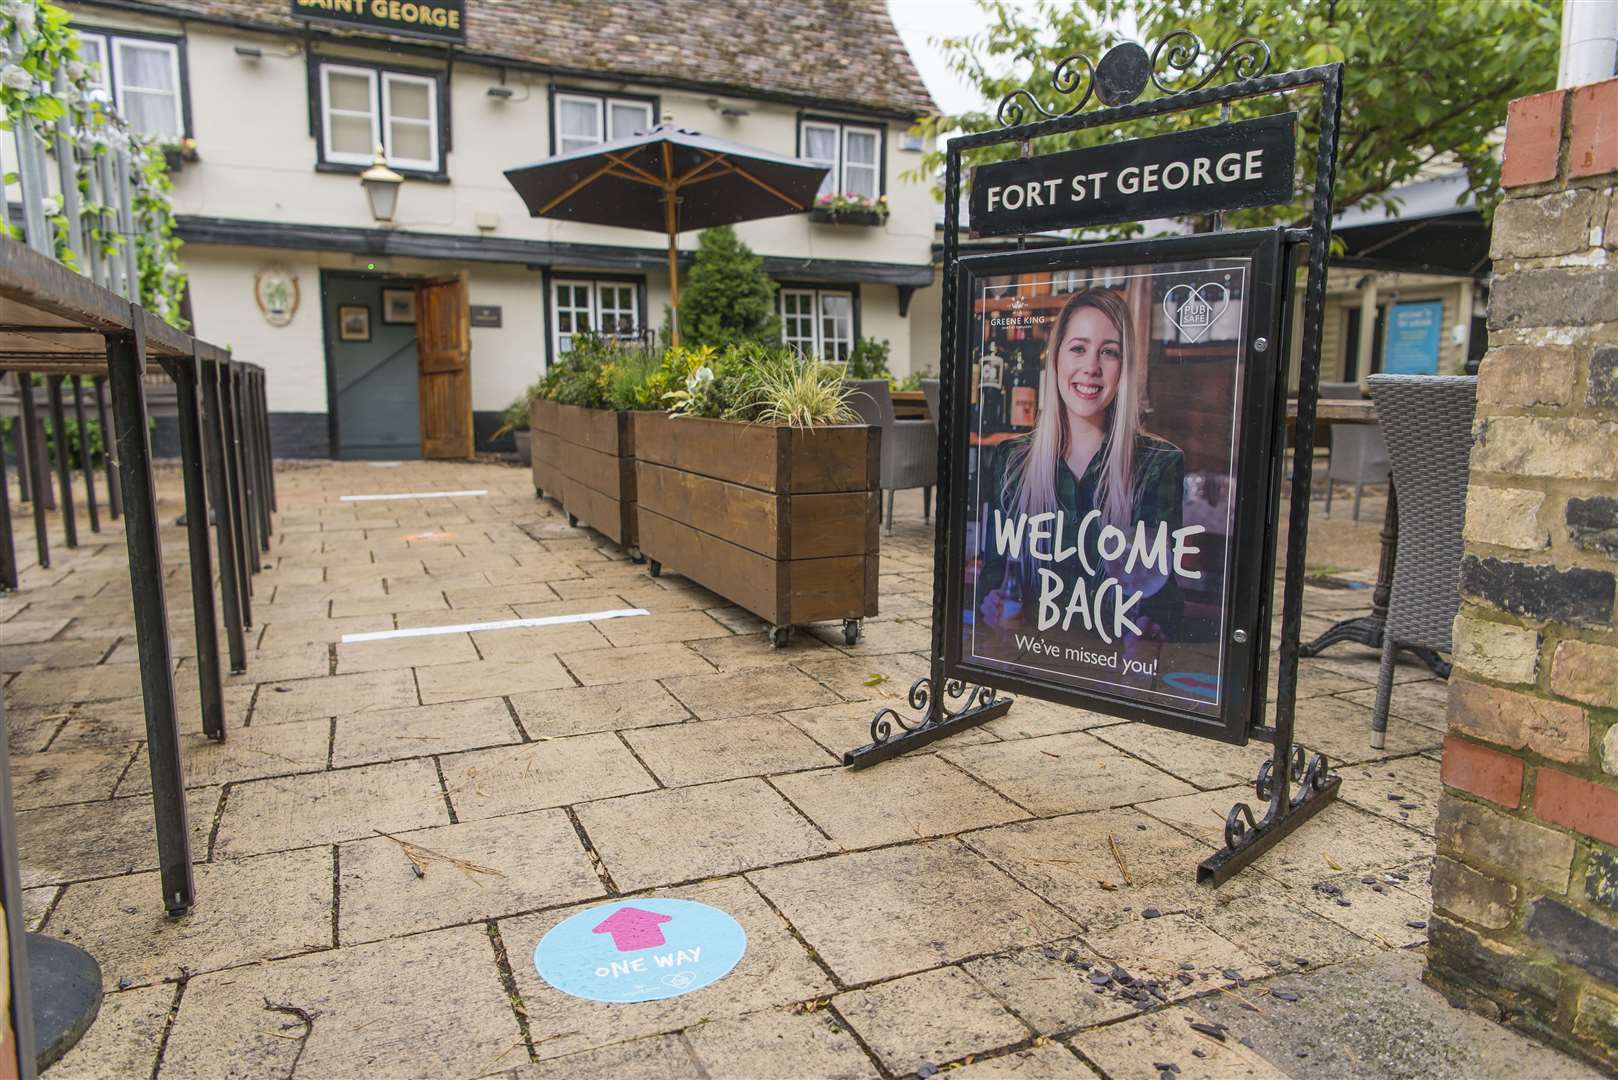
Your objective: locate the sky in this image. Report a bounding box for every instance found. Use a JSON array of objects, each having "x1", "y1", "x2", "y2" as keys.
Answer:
[{"x1": 886, "y1": 0, "x2": 1004, "y2": 115}]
